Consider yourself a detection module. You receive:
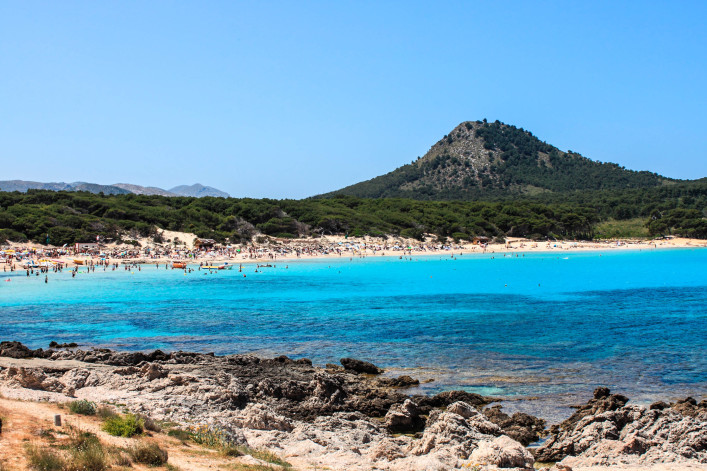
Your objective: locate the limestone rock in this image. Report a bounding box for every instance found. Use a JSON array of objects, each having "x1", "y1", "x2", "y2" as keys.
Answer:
[
  {"x1": 469, "y1": 435, "x2": 534, "y2": 468},
  {"x1": 141, "y1": 363, "x2": 167, "y2": 381},
  {"x1": 61, "y1": 368, "x2": 91, "y2": 390},
  {"x1": 483, "y1": 405, "x2": 546, "y2": 446},
  {"x1": 410, "y1": 402, "x2": 503, "y2": 459},
  {"x1": 234, "y1": 403, "x2": 293, "y2": 432},
  {"x1": 385, "y1": 399, "x2": 424, "y2": 433},
  {"x1": 536, "y1": 388, "x2": 707, "y2": 466},
  {"x1": 414, "y1": 389, "x2": 492, "y2": 415}
]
